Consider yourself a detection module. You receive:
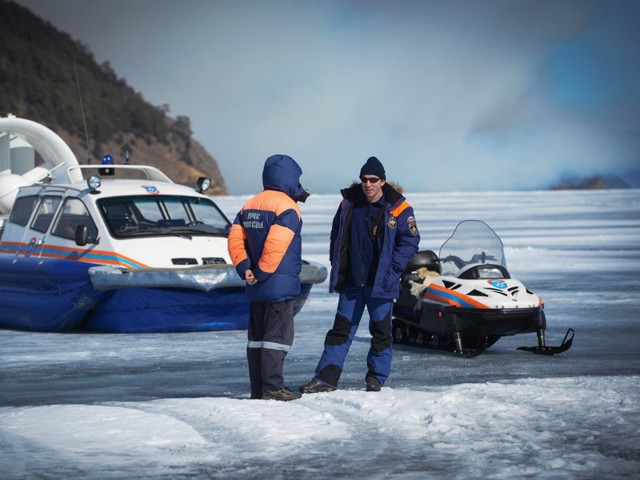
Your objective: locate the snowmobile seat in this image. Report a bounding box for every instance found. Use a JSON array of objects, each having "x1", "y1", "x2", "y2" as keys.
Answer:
[
  {"x1": 403, "y1": 250, "x2": 441, "y2": 277},
  {"x1": 394, "y1": 251, "x2": 439, "y2": 319}
]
